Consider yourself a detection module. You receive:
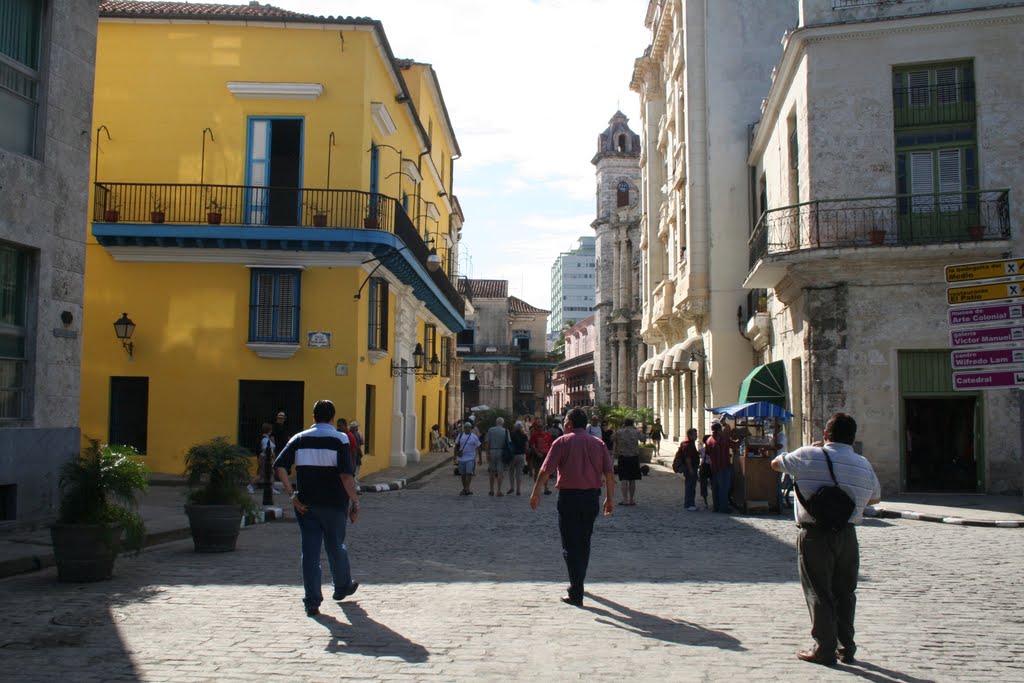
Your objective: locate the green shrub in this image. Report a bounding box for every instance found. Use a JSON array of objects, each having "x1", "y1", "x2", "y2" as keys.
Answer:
[{"x1": 184, "y1": 436, "x2": 254, "y2": 510}]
